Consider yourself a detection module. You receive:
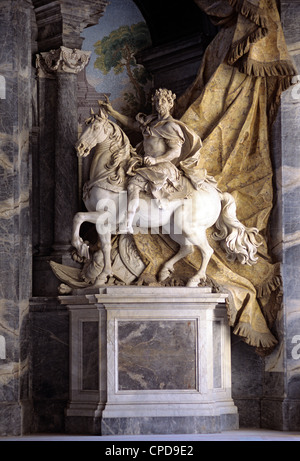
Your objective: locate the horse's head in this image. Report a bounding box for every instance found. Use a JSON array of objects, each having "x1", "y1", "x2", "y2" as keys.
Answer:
[{"x1": 76, "y1": 106, "x2": 109, "y2": 157}]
